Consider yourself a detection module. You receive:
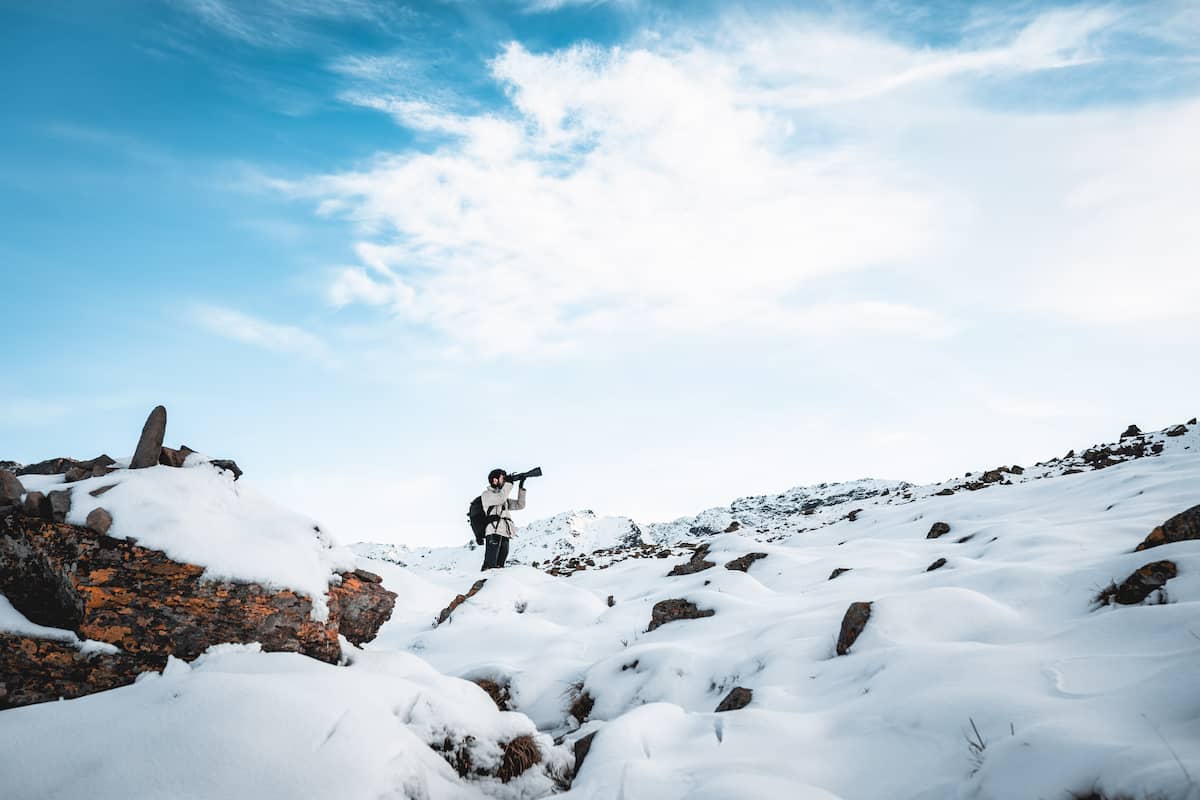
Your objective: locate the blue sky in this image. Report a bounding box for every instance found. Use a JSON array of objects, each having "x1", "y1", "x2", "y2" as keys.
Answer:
[{"x1": 3, "y1": 0, "x2": 1198, "y2": 546}]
